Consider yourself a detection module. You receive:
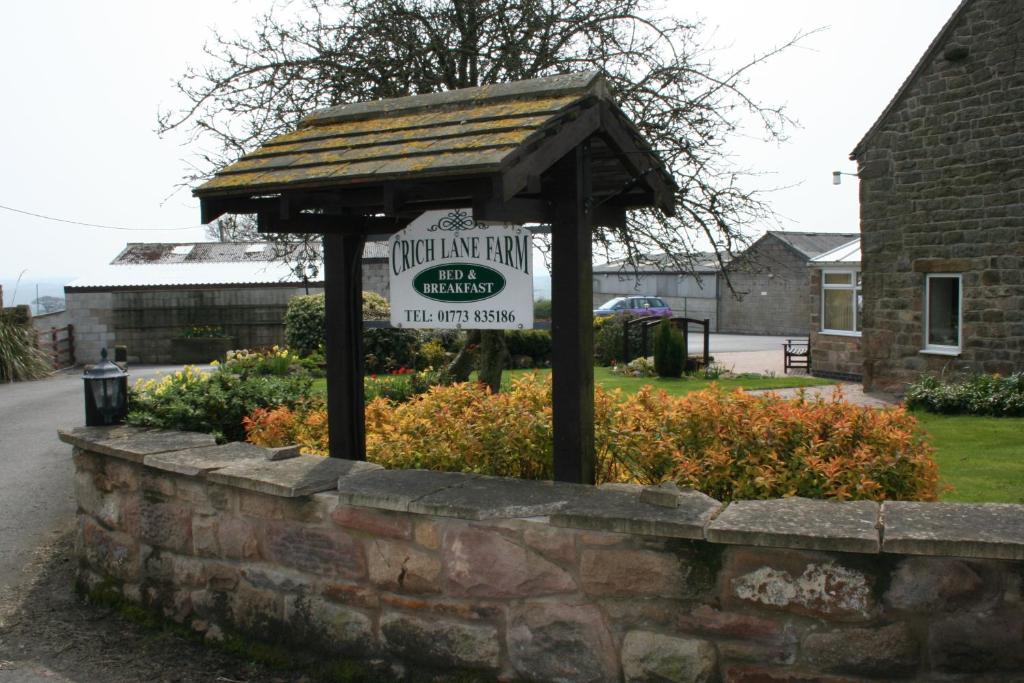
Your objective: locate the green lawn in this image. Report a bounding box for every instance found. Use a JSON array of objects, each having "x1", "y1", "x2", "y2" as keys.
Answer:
[
  {"x1": 914, "y1": 412, "x2": 1024, "y2": 503},
  {"x1": 314, "y1": 367, "x2": 834, "y2": 397}
]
